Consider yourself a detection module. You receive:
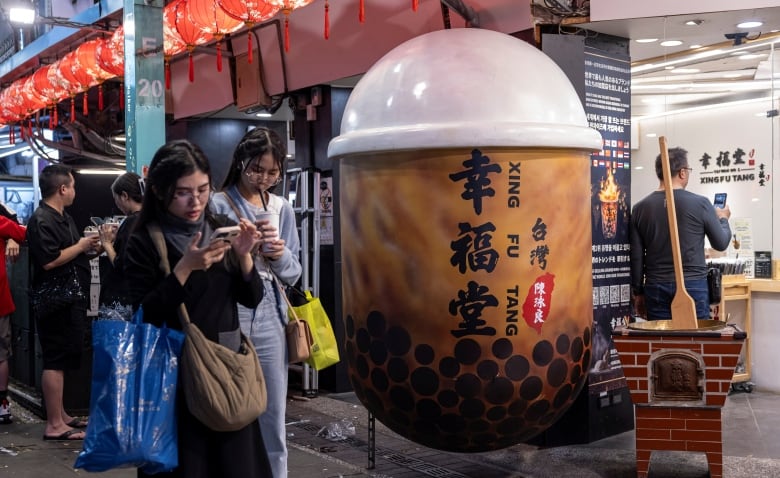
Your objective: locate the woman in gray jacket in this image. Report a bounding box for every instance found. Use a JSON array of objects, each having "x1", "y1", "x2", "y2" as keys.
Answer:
[{"x1": 212, "y1": 127, "x2": 302, "y2": 478}]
